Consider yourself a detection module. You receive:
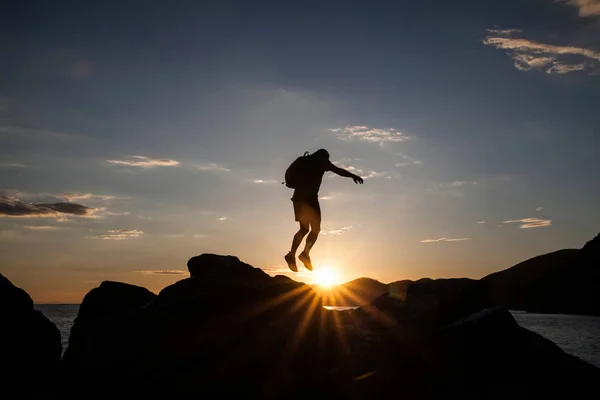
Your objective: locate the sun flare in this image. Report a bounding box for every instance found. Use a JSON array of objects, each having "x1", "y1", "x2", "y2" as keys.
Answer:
[{"x1": 314, "y1": 265, "x2": 341, "y2": 288}]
